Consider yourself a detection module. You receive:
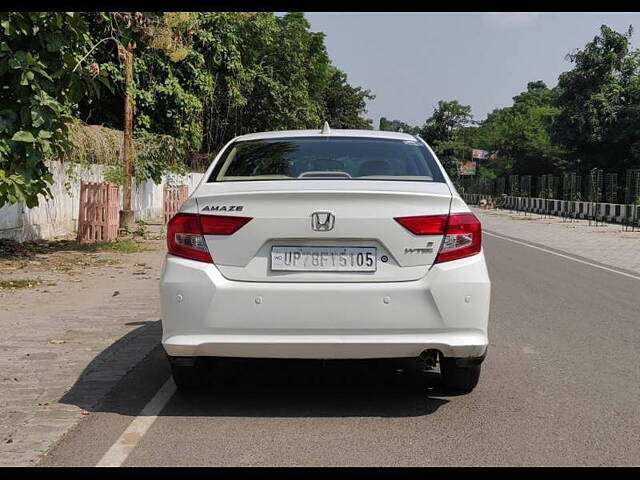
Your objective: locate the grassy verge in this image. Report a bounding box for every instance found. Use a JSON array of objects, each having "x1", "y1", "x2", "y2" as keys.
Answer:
[
  {"x1": 74, "y1": 238, "x2": 148, "y2": 254},
  {"x1": 0, "y1": 237, "x2": 148, "y2": 260},
  {"x1": 0, "y1": 278, "x2": 43, "y2": 289},
  {"x1": 0, "y1": 236, "x2": 156, "y2": 276}
]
